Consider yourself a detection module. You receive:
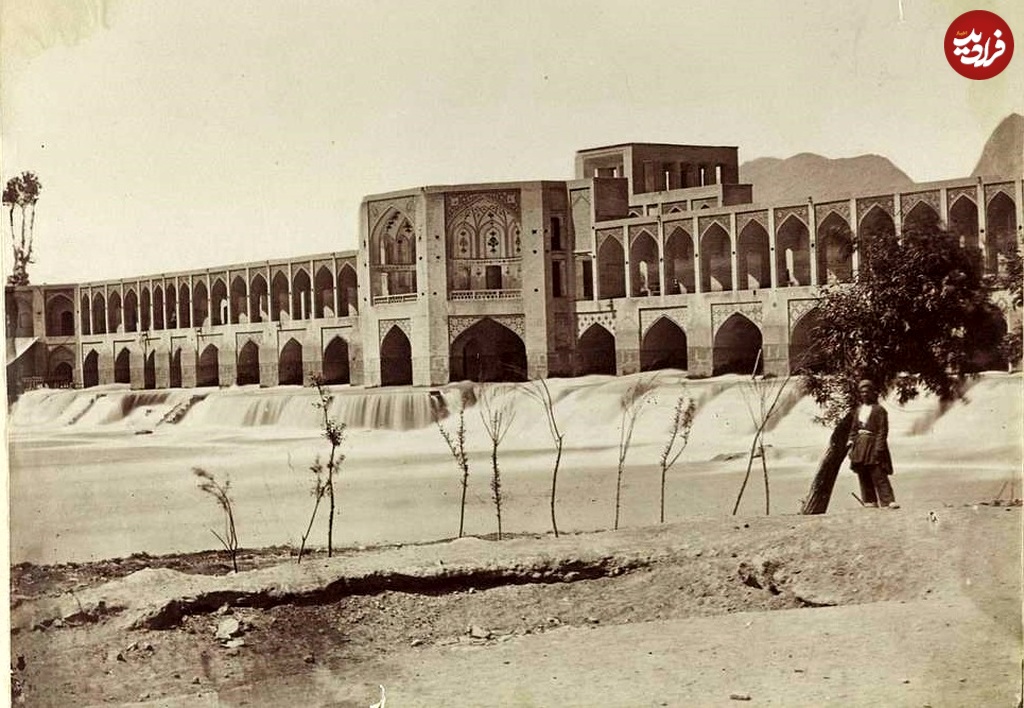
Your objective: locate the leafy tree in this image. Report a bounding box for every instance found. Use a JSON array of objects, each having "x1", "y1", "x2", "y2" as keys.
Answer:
[
  {"x1": 803, "y1": 212, "x2": 990, "y2": 423},
  {"x1": 3, "y1": 172, "x2": 42, "y2": 286},
  {"x1": 800, "y1": 212, "x2": 991, "y2": 513}
]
